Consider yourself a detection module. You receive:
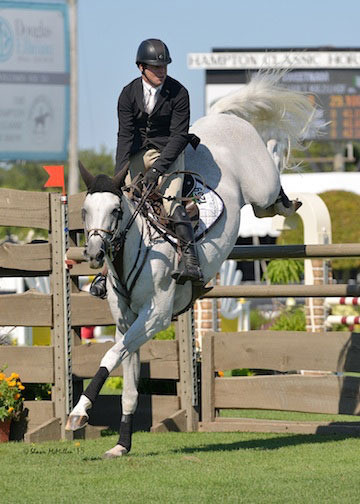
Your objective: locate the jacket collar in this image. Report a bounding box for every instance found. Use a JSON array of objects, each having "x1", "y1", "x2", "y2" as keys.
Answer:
[
  {"x1": 150, "y1": 76, "x2": 170, "y2": 116},
  {"x1": 134, "y1": 76, "x2": 170, "y2": 115}
]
